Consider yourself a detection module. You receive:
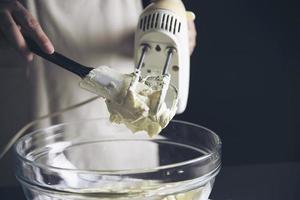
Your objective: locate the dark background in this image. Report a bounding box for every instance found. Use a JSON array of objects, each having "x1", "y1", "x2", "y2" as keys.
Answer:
[{"x1": 143, "y1": 0, "x2": 300, "y2": 165}]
